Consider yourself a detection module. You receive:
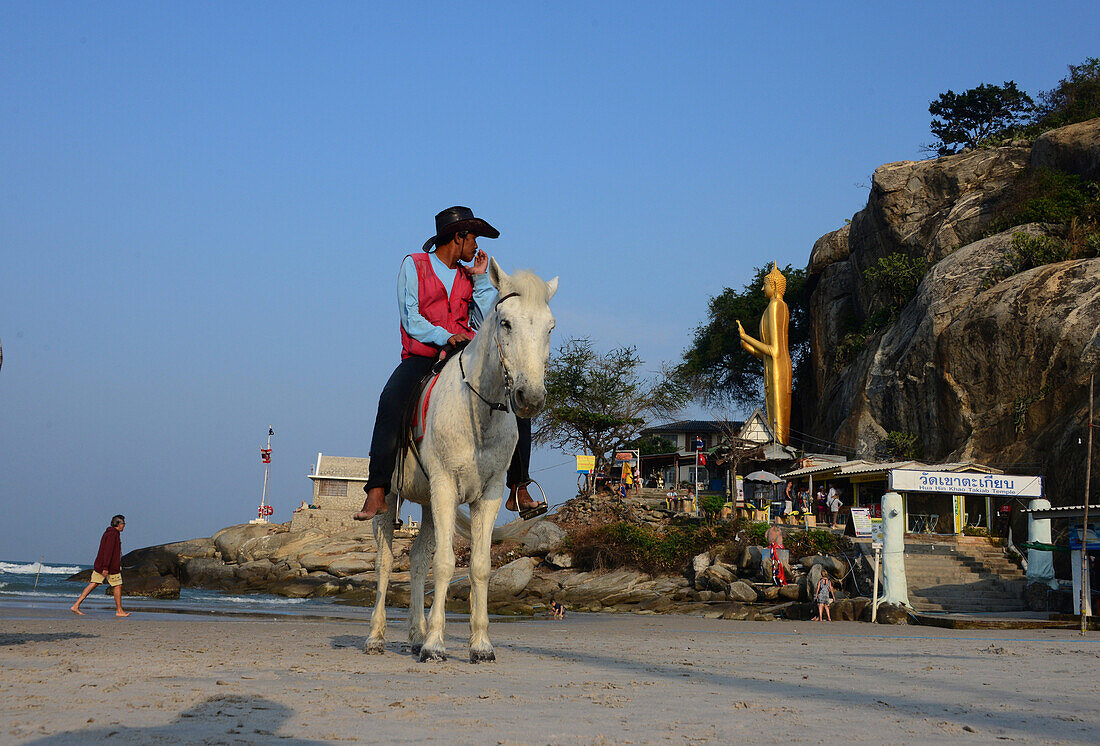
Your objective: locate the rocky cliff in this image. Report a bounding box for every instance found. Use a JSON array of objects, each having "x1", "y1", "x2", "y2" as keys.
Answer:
[{"x1": 803, "y1": 118, "x2": 1100, "y2": 503}]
